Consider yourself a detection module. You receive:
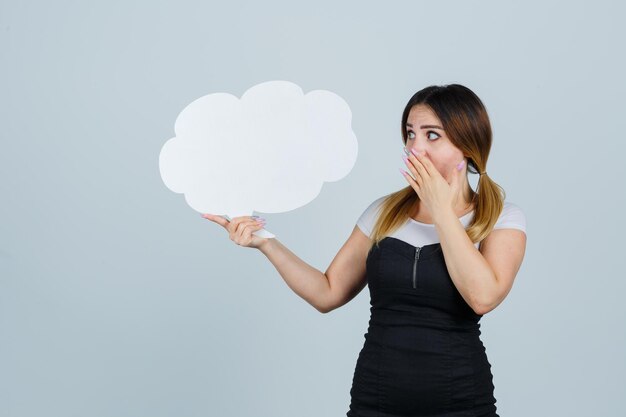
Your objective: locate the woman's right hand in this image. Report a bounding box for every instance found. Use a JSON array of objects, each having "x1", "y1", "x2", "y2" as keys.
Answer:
[{"x1": 201, "y1": 214, "x2": 269, "y2": 249}]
